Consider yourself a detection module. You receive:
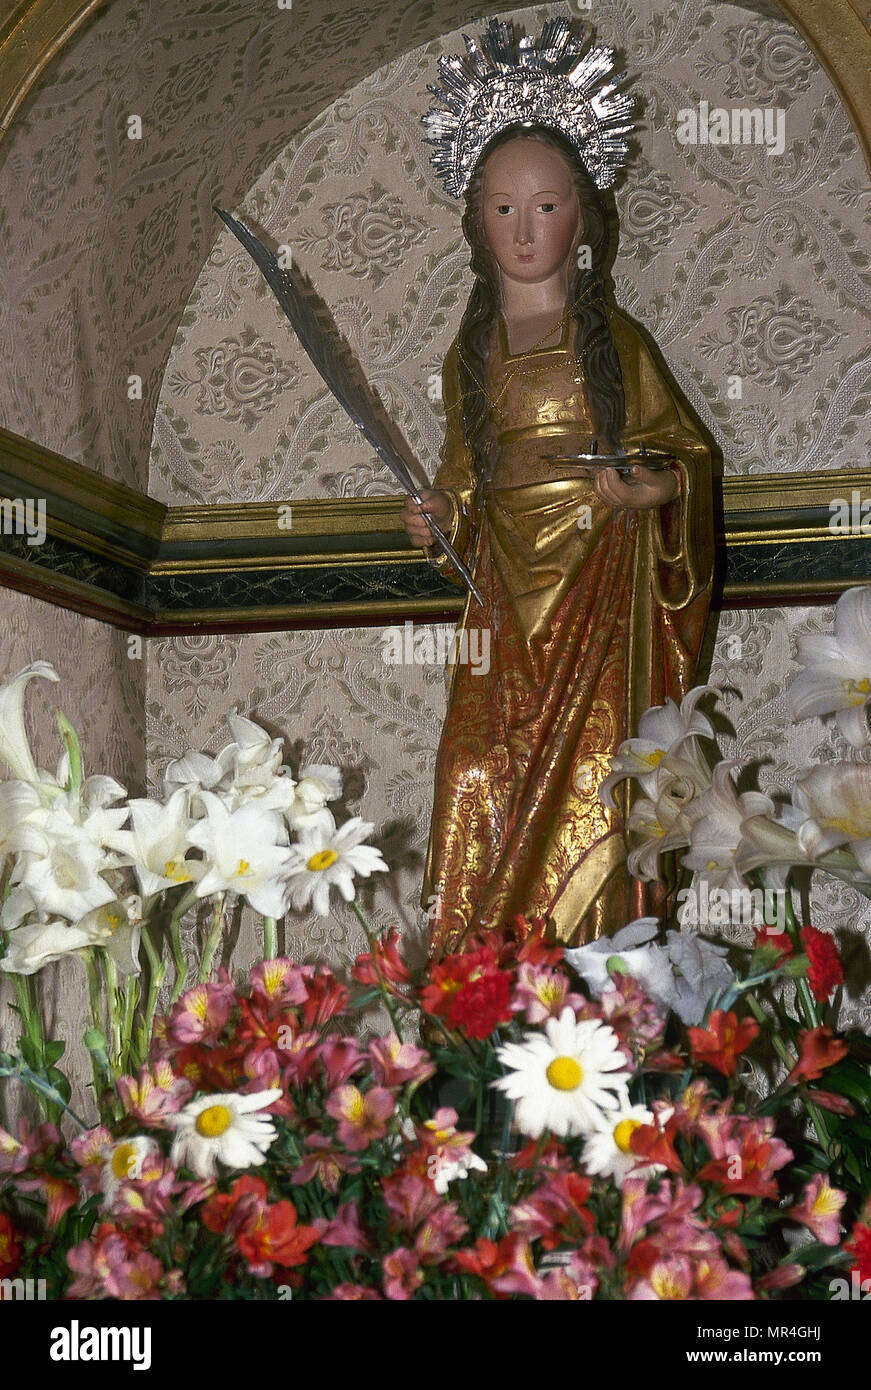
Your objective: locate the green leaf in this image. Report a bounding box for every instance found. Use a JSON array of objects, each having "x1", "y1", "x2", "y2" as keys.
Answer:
[{"x1": 791, "y1": 1241, "x2": 849, "y2": 1271}]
